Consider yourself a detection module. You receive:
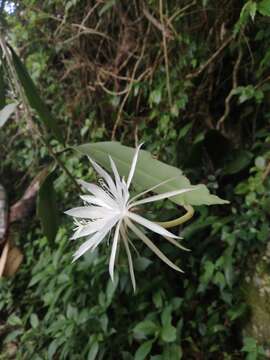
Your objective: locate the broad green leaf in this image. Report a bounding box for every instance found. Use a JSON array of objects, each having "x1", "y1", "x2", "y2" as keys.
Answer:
[
  {"x1": 75, "y1": 142, "x2": 228, "y2": 206},
  {"x1": 161, "y1": 324, "x2": 177, "y2": 343},
  {"x1": 37, "y1": 171, "x2": 59, "y2": 243},
  {"x1": 87, "y1": 340, "x2": 99, "y2": 360},
  {"x1": 178, "y1": 123, "x2": 193, "y2": 139},
  {"x1": 9, "y1": 45, "x2": 63, "y2": 143},
  {"x1": 222, "y1": 150, "x2": 253, "y2": 175},
  {"x1": 134, "y1": 257, "x2": 153, "y2": 272},
  {"x1": 48, "y1": 340, "x2": 59, "y2": 360},
  {"x1": 30, "y1": 313, "x2": 39, "y2": 329},
  {"x1": 163, "y1": 345, "x2": 183, "y2": 360},
  {"x1": 258, "y1": 0, "x2": 270, "y2": 16},
  {"x1": 0, "y1": 103, "x2": 17, "y2": 128},
  {"x1": 134, "y1": 340, "x2": 153, "y2": 360},
  {"x1": 160, "y1": 306, "x2": 177, "y2": 342},
  {"x1": 133, "y1": 320, "x2": 159, "y2": 337}
]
